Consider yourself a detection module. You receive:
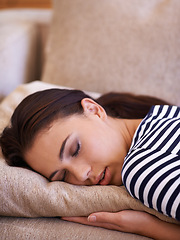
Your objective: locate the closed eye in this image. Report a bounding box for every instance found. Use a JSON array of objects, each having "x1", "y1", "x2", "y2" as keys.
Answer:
[
  {"x1": 50, "y1": 169, "x2": 67, "y2": 182},
  {"x1": 62, "y1": 142, "x2": 80, "y2": 181},
  {"x1": 72, "y1": 142, "x2": 81, "y2": 157}
]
